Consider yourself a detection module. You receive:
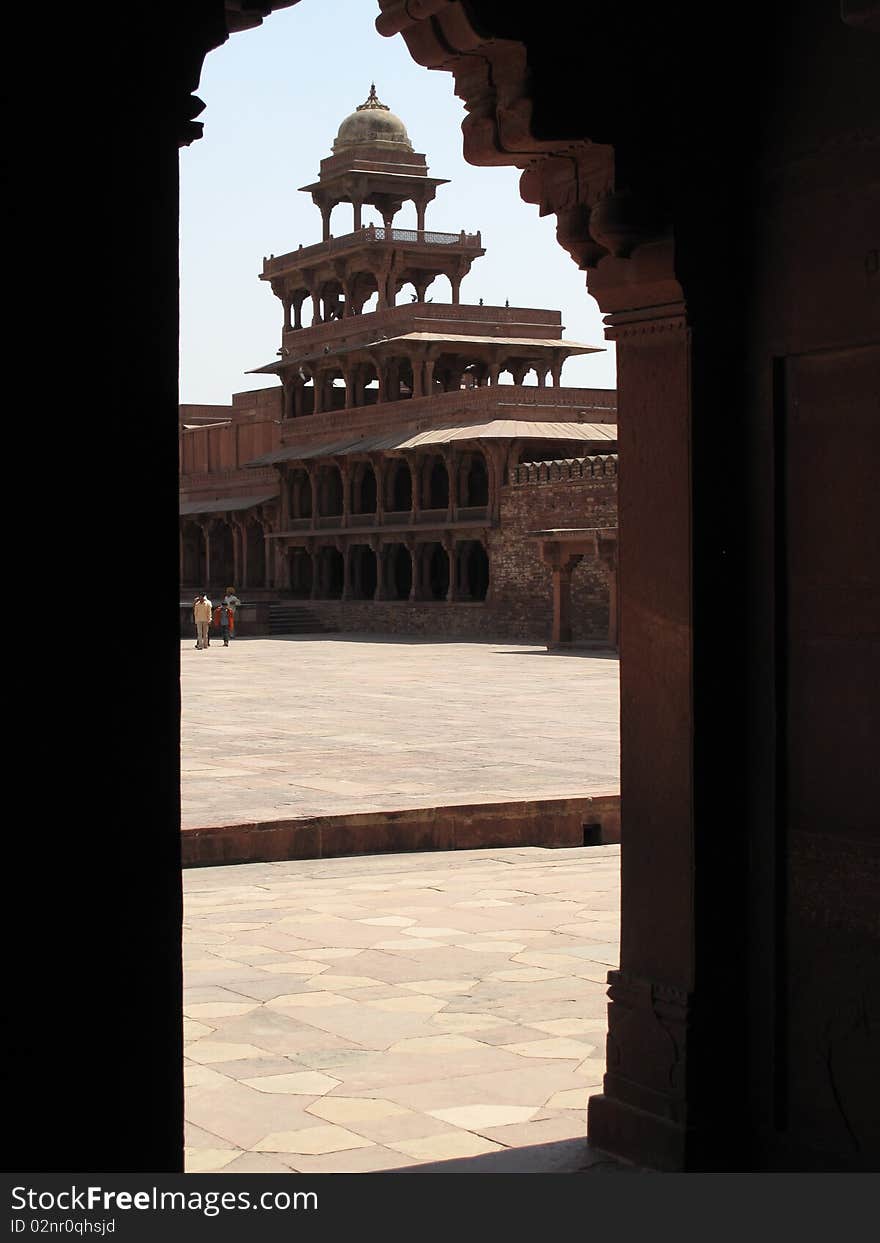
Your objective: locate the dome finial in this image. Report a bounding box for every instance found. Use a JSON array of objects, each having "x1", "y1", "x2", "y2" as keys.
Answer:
[{"x1": 357, "y1": 83, "x2": 389, "y2": 113}]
